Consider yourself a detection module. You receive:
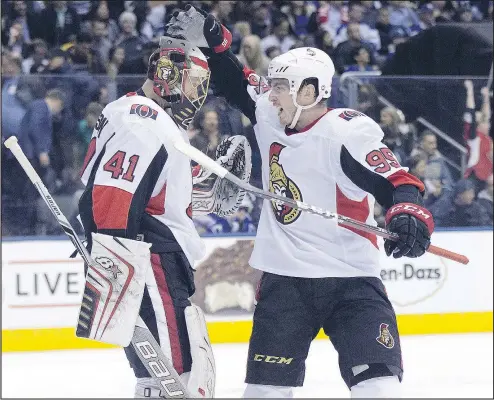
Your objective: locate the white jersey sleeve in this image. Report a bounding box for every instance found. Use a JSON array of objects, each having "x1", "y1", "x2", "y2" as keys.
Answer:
[
  {"x1": 330, "y1": 110, "x2": 425, "y2": 209},
  {"x1": 207, "y1": 51, "x2": 270, "y2": 126}
]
